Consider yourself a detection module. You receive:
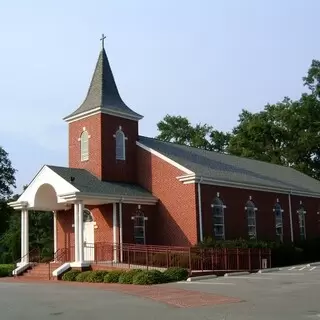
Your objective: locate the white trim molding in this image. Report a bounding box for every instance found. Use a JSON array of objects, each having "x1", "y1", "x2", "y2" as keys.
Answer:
[
  {"x1": 64, "y1": 107, "x2": 143, "y2": 123},
  {"x1": 136, "y1": 141, "x2": 194, "y2": 175},
  {"x1": 177, "y1": 174, "x2": 320, "y2": 198},
  {"x1": 59, "y1": 192, "x2": 157, "y2": 205}
]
